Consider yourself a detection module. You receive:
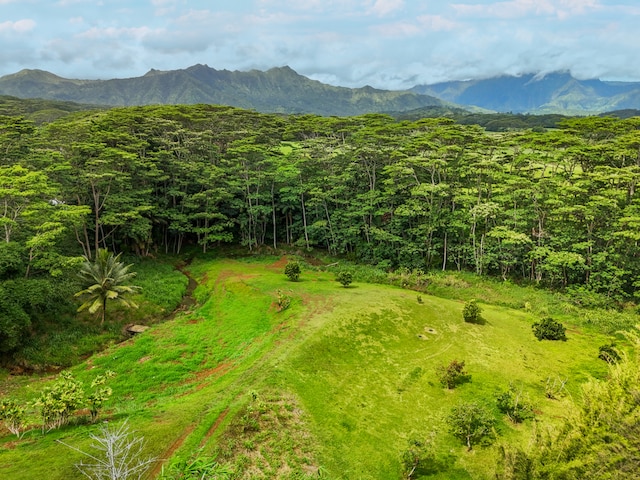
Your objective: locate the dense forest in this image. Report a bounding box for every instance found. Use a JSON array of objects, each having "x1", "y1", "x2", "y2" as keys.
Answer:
[{"x1": 2, "y1": 104, "x2": 640, "y2": 355}]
